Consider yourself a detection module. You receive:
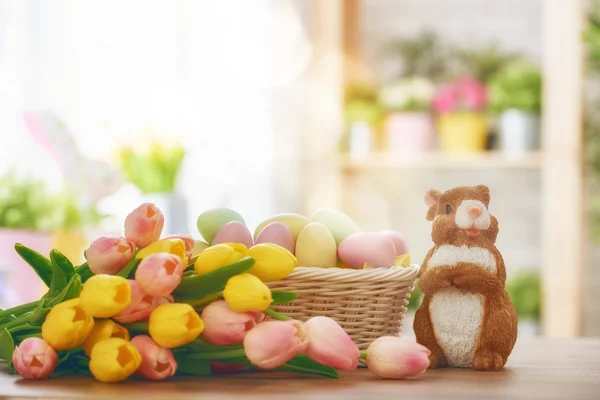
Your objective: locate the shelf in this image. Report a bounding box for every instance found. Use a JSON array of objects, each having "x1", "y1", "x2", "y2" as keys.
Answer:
[{"x1": 338, "y1": 151, "x2": 543, "y2": 171}]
